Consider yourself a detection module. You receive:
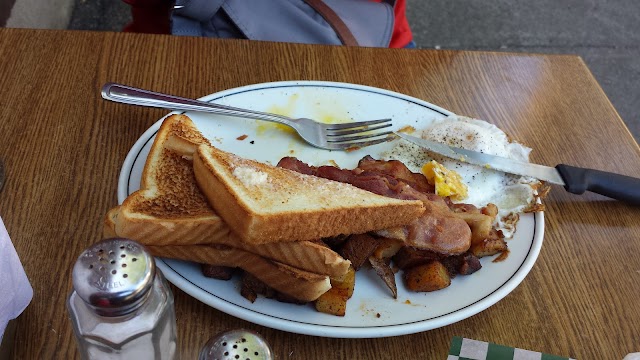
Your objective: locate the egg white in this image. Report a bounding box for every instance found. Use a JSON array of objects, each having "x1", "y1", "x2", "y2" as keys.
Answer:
[{"x1": 385, "y1": 115, "x2": 541, "y2": 238}]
